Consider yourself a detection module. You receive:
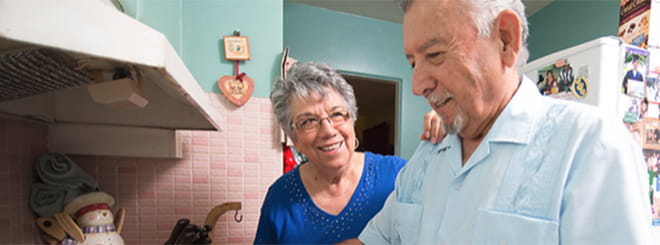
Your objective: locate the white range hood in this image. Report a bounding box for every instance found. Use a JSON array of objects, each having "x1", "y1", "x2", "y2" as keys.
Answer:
[{"x1": 0, "y1": 0, "x2": 223, "y2": 158}]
